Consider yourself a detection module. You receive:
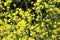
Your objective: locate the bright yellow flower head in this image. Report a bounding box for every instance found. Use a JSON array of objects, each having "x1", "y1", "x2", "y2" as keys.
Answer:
[
  {"x1": 17, "y1": 20, "x2": 26, "y2": 27},
  {"x1": 28, "y1": 37, "x2": 35, "y2": 40},
  {"x1": 37, "y1": 0, "x2": 41, "y2": 3}
]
